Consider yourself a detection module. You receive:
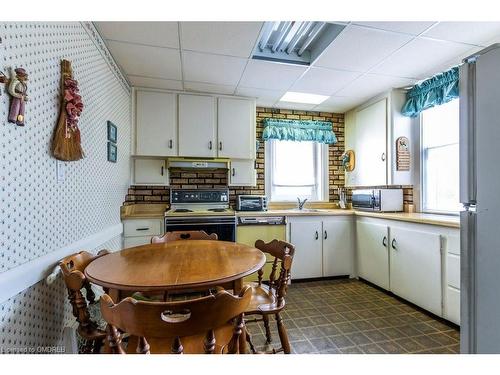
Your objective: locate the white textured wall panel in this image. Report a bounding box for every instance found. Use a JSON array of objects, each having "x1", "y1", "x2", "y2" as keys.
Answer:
[{"x1": 0, "y1": 22, "x2": 130, "y2": 351}]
